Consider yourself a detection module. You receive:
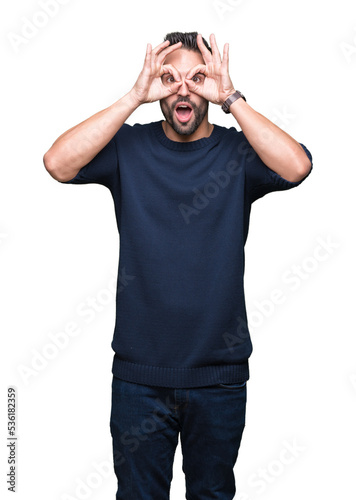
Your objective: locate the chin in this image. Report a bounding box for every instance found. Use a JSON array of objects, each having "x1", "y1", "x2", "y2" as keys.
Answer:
[{"x1": 173, "y1": 122, "x2": 196, "y2": 136}]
